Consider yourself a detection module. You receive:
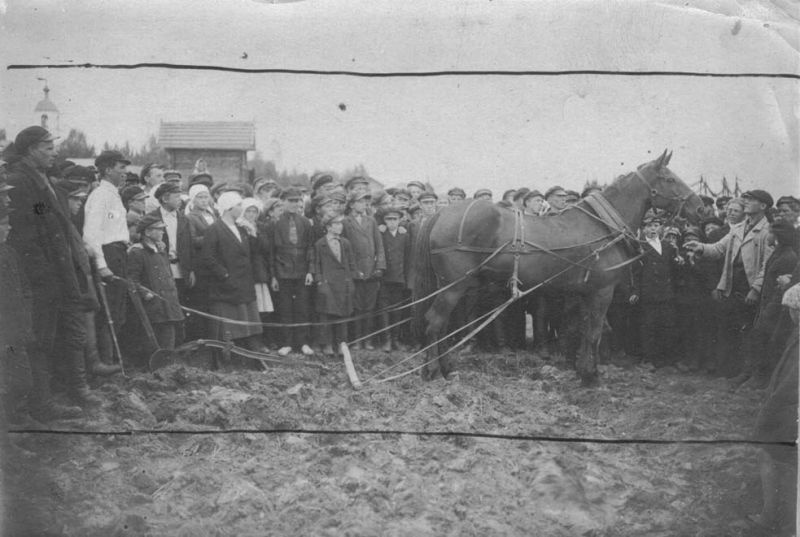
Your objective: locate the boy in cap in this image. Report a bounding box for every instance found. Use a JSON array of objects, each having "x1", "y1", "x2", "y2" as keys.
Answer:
[
  {"x1": 343, "y1": 190, "x2": 386, "y2": 349},
  {"x1": 311, "y1": 214, "x2": 356, "y2": 355},
  {"x1": 629, "y1": 210, "x2": 681, "y2": 368},
  {"x1": 377, "y1": 207, "x2": 411, "y2": 352},
  {"x1": 271, "y1": 187, "x2": 315, "y2": 356},
  {"x1": 128, "y1": 215, "x2": 184, "y2": 352},
  {"x1": 121, "y1": 185, "x2": 148, "y2": 241}
]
